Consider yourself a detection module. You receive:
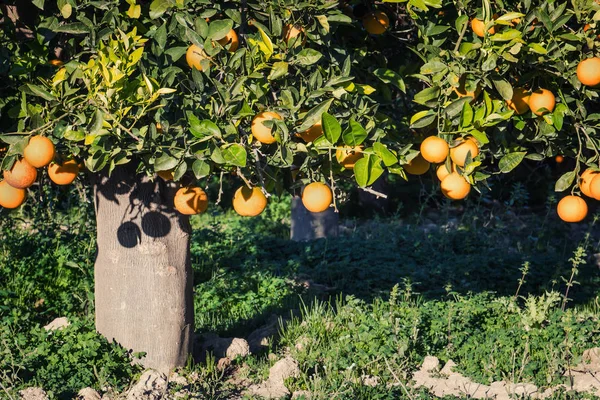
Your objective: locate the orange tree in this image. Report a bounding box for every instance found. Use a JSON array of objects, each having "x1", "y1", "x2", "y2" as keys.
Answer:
[{"x1": 1, "y1": 0, "x2": 600, "y2": 371}]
